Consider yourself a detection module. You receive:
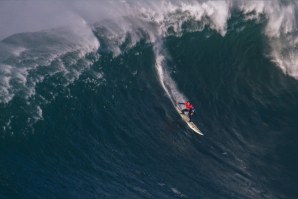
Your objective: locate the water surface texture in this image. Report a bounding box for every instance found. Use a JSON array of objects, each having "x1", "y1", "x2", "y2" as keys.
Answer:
[{"x1": 1, "y1": 1, "x2": 298, "y2": 198}]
